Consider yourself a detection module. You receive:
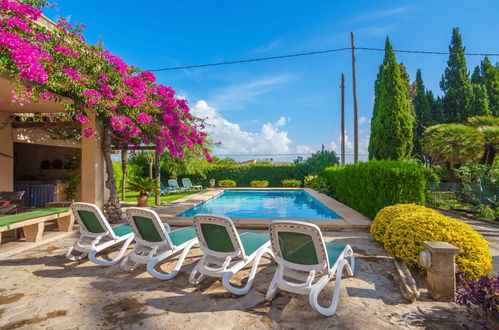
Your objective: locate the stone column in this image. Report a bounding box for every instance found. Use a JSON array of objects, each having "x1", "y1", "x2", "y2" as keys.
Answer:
[
  {"x1": 420, "y1": 241, "x2": 460, "y2": 301},
  {"x1": 80, "y1": 111, "x2": 106, "y2": 206}
]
